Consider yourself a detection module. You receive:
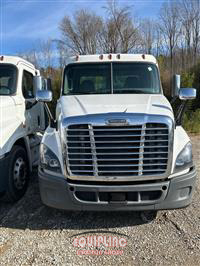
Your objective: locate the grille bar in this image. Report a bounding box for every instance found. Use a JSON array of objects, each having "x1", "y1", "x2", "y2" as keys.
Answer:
[
  {"x1": 68, "y1": 145, "x2": 168, "y2": 149},
  {"x1": 71, "y1": 169, "x2": 167, "y2": 173},
  {"x1": 67, "y1": 127, "x2": 168, "y2": 132},
  {"x1": 138, "y1": 124, "x2": 146, "y2": 176},
  {"x1": 88, "y1": 124, "x2": 98, "y2": 176},
  {"x1": 67, "y1": 134, "x2": 168, "y2": 138},
  {"x1": 68, "y1": 140, "x2": 168, "y2": 143},
  {"x1": 70, "y1": 163, "x2": 167, "y2": 167},
  {"x1": 68, "y1": 151, "x2": 168, "y2": 155},
  {"x1": 69, "y1": 157, "x2": 168, "y2": 161}
]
